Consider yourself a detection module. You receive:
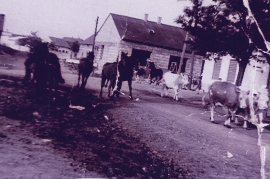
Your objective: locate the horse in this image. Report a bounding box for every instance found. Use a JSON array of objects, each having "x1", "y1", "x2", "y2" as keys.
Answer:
[
  {"x1": 110, "y1": 52, "x2": 138, "y2": 100},
  {"x1": 99, "y1": 62, "x2": 117, "y2": 98},
  {"x1": 23, "y1": 42, "x2": 65, "y2": 97},
  {"x1": 134, "y1": 67, "x2": 146, "y2": 83},
  {"x1": 147, "y1": 61, "x2": 163, "y2": 85},
  {"x1": 77, "y1": 52, "x2": 94, "y2": 89}
]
